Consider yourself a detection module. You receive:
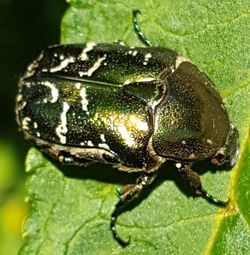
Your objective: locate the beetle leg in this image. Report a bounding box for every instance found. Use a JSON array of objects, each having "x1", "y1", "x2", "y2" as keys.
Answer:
[
  {"x1": 110, "y1": 172, "x2": 157, "y2": 246},
  {"x1": 176, "y1": 163, "x2": 228, "y2": 207},
  {"x1": 132, "y1": 10, "x2": 152, "y2": 47}
]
